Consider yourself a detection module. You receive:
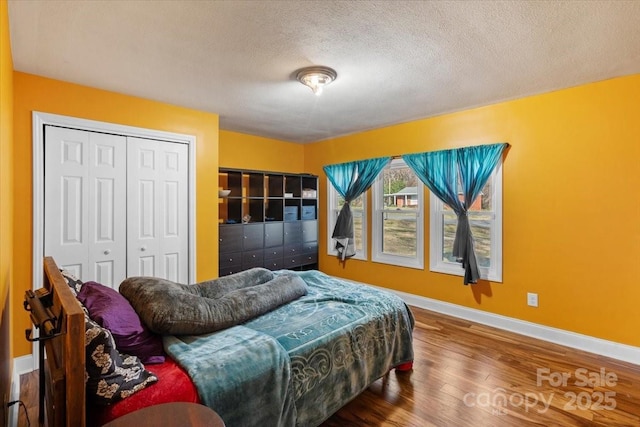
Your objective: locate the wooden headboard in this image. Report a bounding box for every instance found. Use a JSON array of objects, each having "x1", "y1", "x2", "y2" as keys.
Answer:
[{"x1": 41, "y1": 256, "x2": 86, "y2": 427}]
